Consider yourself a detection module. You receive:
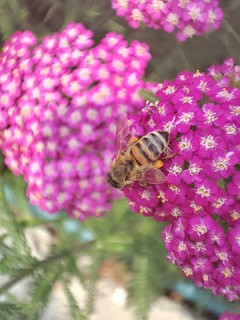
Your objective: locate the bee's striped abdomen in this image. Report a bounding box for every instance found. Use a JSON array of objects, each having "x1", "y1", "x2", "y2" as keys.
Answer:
[
  {"x1": 151, "y1": 131, "x2": 169, "y2": 153},
  {"x1": 142, "y1": 137, "x2": 159, "y2": 158},
  {"x1": 130, "y1": 142, "x2": 152, "y2": 165},
  {"x1": 130, "y1": 131, "x2": 169, "y2": 165}
]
